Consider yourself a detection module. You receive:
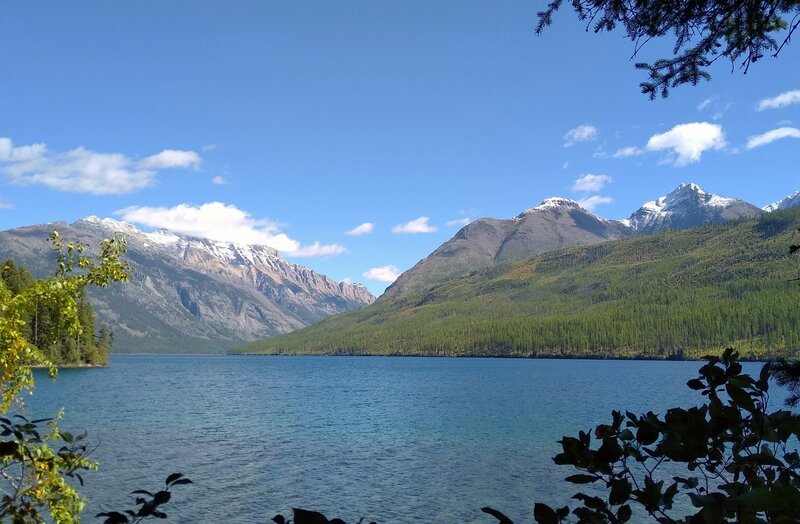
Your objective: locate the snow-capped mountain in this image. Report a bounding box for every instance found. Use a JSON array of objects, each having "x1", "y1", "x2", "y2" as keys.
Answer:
[
  {"x1": 0, "y1": 217, "x2": 374, "y2": 353},
  {"x1": 764, "y1": 190, "x2": 800, "y2": 212},
  {"x1": 384, "y1": 183, "x2": 770, "y2": 298},
  {"x1": 625, "y1": 183, "x2": 764, "y2": 234}
]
